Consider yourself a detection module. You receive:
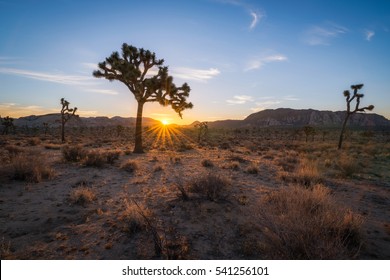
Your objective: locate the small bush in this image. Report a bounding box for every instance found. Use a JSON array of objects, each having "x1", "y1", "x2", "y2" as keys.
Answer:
[
  {"x1": 245, "y1": 163, "x2": 259, "y2": 174},
  {"x1": 337, "y1": 155, "x2": 360, "y2": 177},
  {"x1": 11, "y1": 153, "x2": 55, "y2": 183},
  {"x1": 201, "y1": 159, "x2": 214, "y2": 168},
  {"x1": 62, "y1": 145, "x2": 87, "y2": 162},
  {"x1": 119, "y1": 201, "x2": 150, "y2": 234},
  {"x1": 121, "y1": 160, "x2": 139, "y2": 173},
  {"x1": 69, "y1": 187, "x2": 96, "y2": 206},
  {"x1": 256, "y1": 184, "x2": 363, "y2": 259},
  {"x1": 189, "y1": 173, "x2": 230, "y2": 201},
  {"x1": 83, "y1": 151, "x2": 107, "y2": 167}
]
